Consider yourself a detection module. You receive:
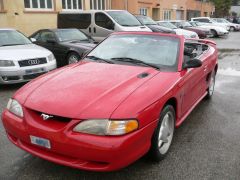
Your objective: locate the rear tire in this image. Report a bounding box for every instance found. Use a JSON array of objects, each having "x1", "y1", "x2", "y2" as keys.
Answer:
[
  {"x1": 148, "y1": 105, "x2": 175, "y2": 161},
  {"x1": 66, "y1": 52, "x2": 81, "y2": 65},
  {"x1": 210, "y1": 30, "x2": 218, "y2": 37},
  {"x1": 206, "y1": 71, "x2": 216, "y2": 99}
]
